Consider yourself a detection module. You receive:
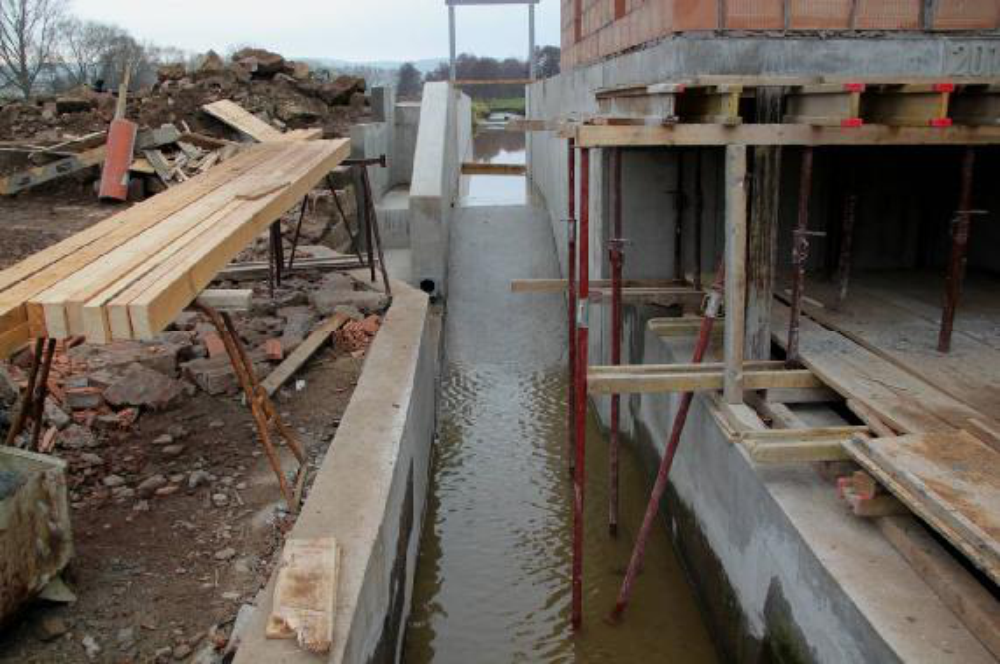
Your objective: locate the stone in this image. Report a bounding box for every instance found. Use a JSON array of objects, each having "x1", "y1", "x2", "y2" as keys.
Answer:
[
  {"x1": 82, "y1": 634, "x2": 101, "y2": 660},
  {"x1": 171, "y1": 311, "x2": 200, "y2": 331},
  {"x1": 191, "y1": 643, "x2": 222, "y2": 664},
  {"x1": 43, "y1": 398, "x2": 72, "y2": 430},
  {"x1": 79, "y1": 452, "x2": 104, "y2": 467},
  {"x1": 231, "y1": 48, "x2": 289, "y2": 78},
  {"x1": 161, "y1": 444, "x2": 186, "y2": 459},
  {"x1": 0, "y1": 365, "x2": 19, "y2": 403},
  {"x1": 198, "y1": 51, "x2": 226, "y2": 75},
  {"x1": 153, "y1": 434, "x2": 174, "y2": 446},
  {"x1": 64, "y1": 387, "x2": 104, "y2": 411},
  {"x1": 158, "y1": 63, "x2": 187, "y2": 82},
  {"x1": 290, "y1": 61, "x2": 310, "y2": 80},
  {"x1": 155, "y1": 485, "x2": 180, "y2": 497},
  {"x1": 55, "y1": 96, "x2": 95, "y2": 114},
  {"x1": 137, "y1": 475, "x2": 168, "y2": 498},
  {"x1": 315, "y1": 75, "x2": 366, "y2": 106},
  {"x1": 59, "y1": 425, "x2": 96, "y2": 450},
  {"x1": 181, "y1": 357, "x2": 238, "y2": 396},
  {"x1": 311, "y1": 289, "x2": 389, "y2": 317},
  {"x1": 188, "y1": 470, "x2": 212, "y2": 490},
  {"x1": 104, "y1": 364, "x2": 184, "y2": 411},
  {"x1": 133, "y1": 500, "x2": 150, "y2": 512},
  {"x1": 173, "y1": 643, "x2": 193, "y2": 660},
  {"x1": 279, "y1": 308, "x2": 317, "y2": 353},
  {"x1": 116, "y1": 626, "x2": 135, "y2": 646},
  {"x1": 168, "y1": 424, "x2": 189, "y2": 440},
  {"x1": 103, "y1": 474, "x2": 126, "y2": 488},
  {"x1": 214, "y1": 547, "x2": 236, "y2": 561},
  {"x1": 334, "y1": 305, "x2": 365, "y2": 322},
  {"x1": 35, "y1": 615, "x2": 69, "y2": 642},
  {"x1": 212, "y1": 493, "x2": 229, "y2": 508}
]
